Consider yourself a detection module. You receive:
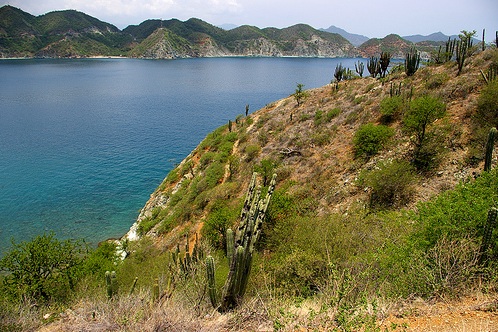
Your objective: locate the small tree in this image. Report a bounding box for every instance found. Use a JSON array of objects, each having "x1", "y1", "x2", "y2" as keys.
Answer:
[
  {"x1": 0, "y1": 232, "x2": 86, "y2": 301},
  {"x1": 291, "y1": 83, "x2": 309, "y2": 106},
  {"x1": 403, "y1": 95, "x2": 446, "y2": 166}
]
